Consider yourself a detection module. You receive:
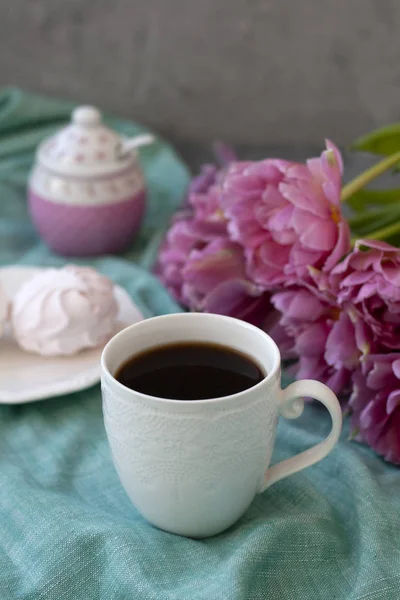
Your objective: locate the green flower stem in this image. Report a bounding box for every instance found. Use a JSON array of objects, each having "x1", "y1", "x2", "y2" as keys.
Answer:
[
  {"x1": 352, "y1": 219, "x2": 400, "y2": 243},
  {"x1": 341, "y1": 150, "x2": 400, "y2": 203}
]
